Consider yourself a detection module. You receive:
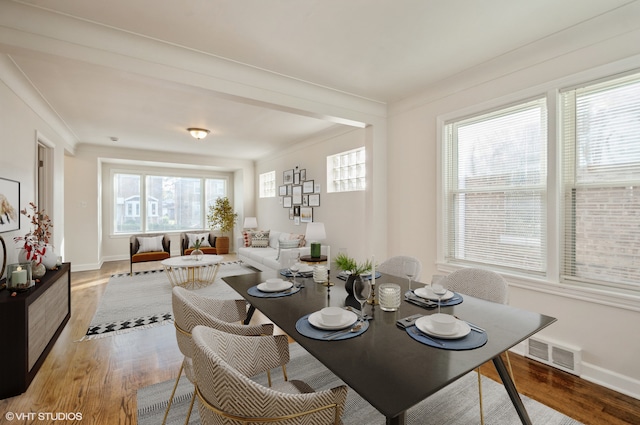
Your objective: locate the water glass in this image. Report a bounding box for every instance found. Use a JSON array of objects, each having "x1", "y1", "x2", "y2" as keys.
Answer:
[{"x1": 378, "y1": 283, "x2": 401, "y2": 312}]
